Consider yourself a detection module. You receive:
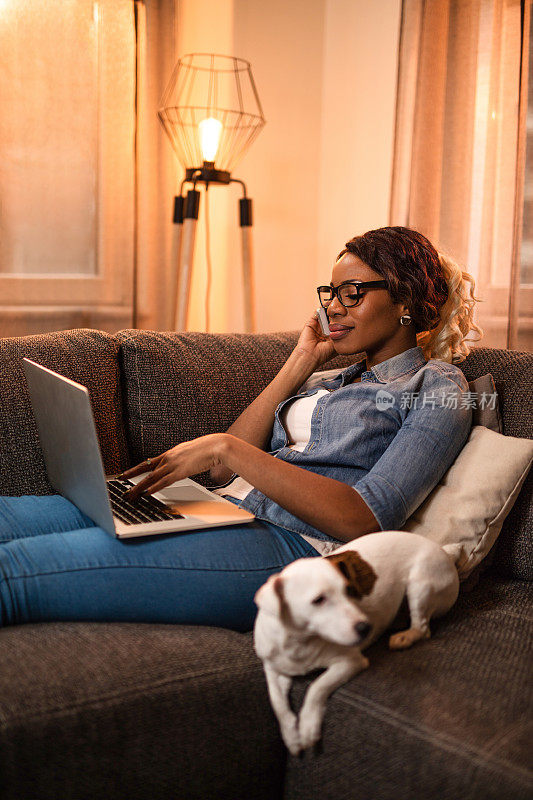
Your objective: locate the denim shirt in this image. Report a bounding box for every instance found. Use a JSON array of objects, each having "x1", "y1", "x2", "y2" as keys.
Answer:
[{"x1": 235, "y1": 346, "x2": 472, "y2": 545}]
